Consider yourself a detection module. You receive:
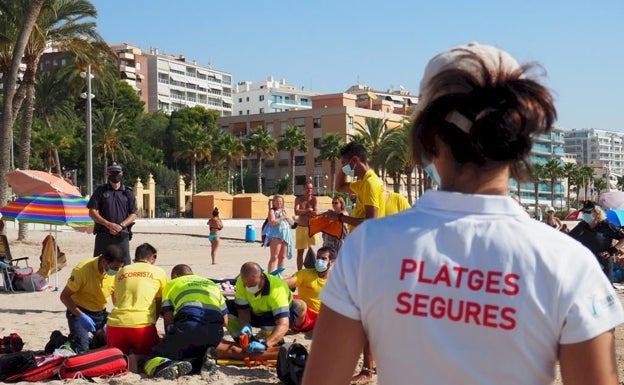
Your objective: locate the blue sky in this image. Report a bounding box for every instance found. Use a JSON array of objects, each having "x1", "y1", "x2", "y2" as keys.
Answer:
[{"x1": 91, "y1": 0, "x2": 623, "y2": 131}]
